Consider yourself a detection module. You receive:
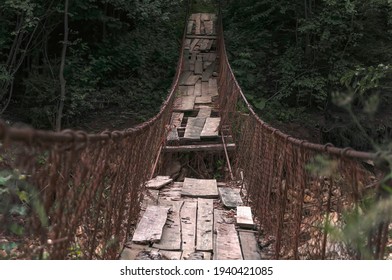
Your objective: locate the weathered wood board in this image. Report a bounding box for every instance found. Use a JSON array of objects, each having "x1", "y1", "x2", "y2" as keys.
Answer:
[
  {"x1": 218, "y1": 188, "x2": 243, "y2": 208},
  {"x1": 187, "y1": 86, "x2": 195, "y2": 96},
  {"x1": 205, "y1": 53, "x2": 217, "y2": 62},
  {"x1": 197, "y1": 107, "x2": 212, "y2": 118},
  {"x1": 167, "y1": 112, "x2": 184, "y2": 141},
  {"x1": 238, "y1": 231, "x2": 261, "y2": 260},
  {"x1": 200, "y1": 117, "x2": 220, "y2": 138},
  {"x1": 214, "y1": 210, "x2": 243, "y2": 260},
  {"x1": 182, "y1": 178, "x2": 218, "y2": 198},
  {"x1": 208, "y1": 78, "x2": 218, "y2": 96},
  {"x1": 183, "y1": 117, "x2": 206, "y2": 140},
  {"x1": 132, "y1": 205, "x2": 170, "y2": 244},
  {"x1": 184, "y1": 39, "x2": 191, "y2": 50},
  {"x1": 201, "y1": 13, "x2": 210, "y2": 21},
  {"x1": 190, "y1": 39, "x2": 200, "y2": 51},
  {"x1": 181, "y1": 201, "x2": 197, "y2": 259},
  {"x1": 196, "y1": 198, "x2": 214, "y2": 251},
  {"x1": 159, "y1": 250, "x2": 182, "y2": 260},
  {"x1": 204, "y1": 20, "x2": 213, "y2": 35},
  {"x1": 159, "y1": 182, "x2": 183, "y2": 201},
  {"x1": 183, "y1": 49, "x2": 190, "y2": 71},
  {"x1": 195, "y1": 96, "x2": 212, "y2": 105},
  {"x1": 141, "y1": 189, "x2": 159, "y2": 210},
  {"x1": 195, "y1": 13, "x2": 201, "y2": 34},
  {"x1": 173, "y1": 96, "x2": 195, "y2": 112},
  {"x1": 185, "y1": 75, "x2": 200, "y2": 86},
  {"x1": 236, "y1": 206, "x2": 255, "y2": 229},
  {"x1": 146, "y1": 176, "x2": 173, "y2": 190},
  {"x1": 153, "y1": 200, "x2": 184, "y2": 250}
]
